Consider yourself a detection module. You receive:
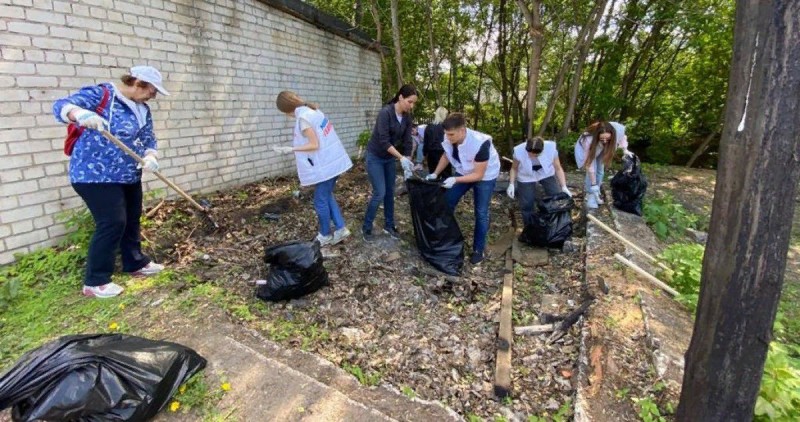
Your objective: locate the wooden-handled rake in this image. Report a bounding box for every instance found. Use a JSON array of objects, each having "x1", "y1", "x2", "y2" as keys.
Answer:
[{"x1": 99, "y1": 130, "x2": 220, "y2": 230}]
